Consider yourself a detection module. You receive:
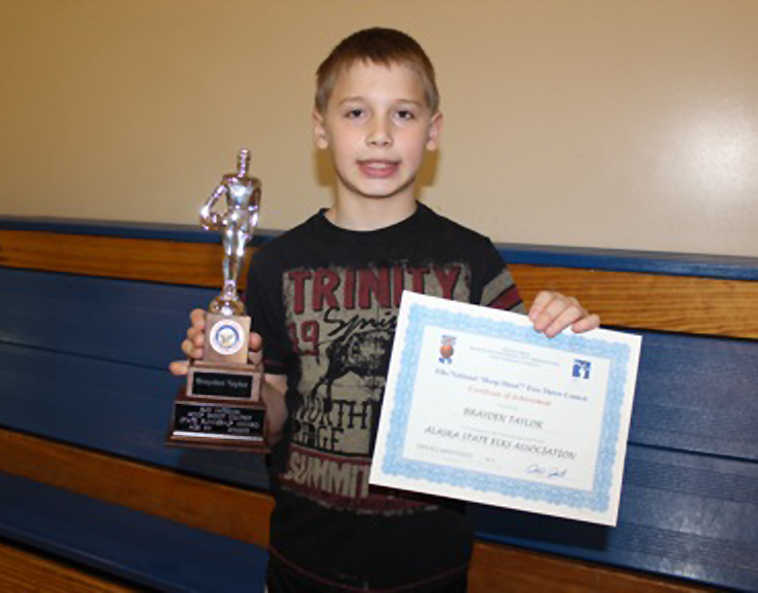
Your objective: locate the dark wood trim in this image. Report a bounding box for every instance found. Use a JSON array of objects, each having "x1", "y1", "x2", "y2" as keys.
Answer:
[
  {"x1": 2, "y1": 229, "x2": 757, "y2": 338},
  {"x1": 3, "y1": 215, "x2": 757, "y2": 280},
  {"x1": 0, "y1": 428, "x2": 273, "y2": 547},
  {"x1": 510, "y1": 263, "x2": 758, "y2": 339},
  {"x1": 0, "y1": 229, "x2": 254, "y2": 289},
  {"x1": 0, "y1": 540, "x2": 140, "y2": 593},
  {"x1": 468, "y1": 541, "x2": 722, "y2": 593}
]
